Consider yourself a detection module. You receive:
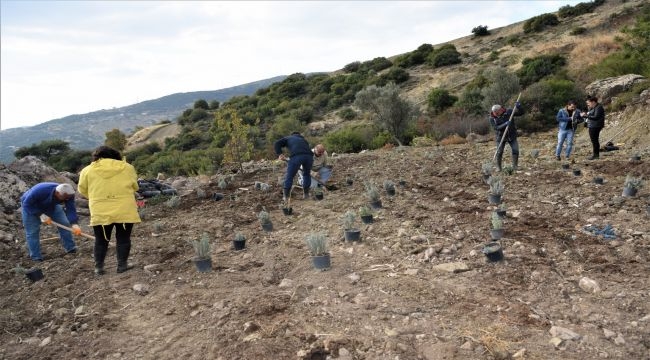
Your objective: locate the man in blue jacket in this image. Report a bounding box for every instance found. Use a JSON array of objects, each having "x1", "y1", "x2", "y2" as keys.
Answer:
[
  {"x1": 20, "y1": 182, "x2": 80, "y2": 261},
  {"x1": 274, "y1": 132, "x2": 313, "y2": 201},
  {"x1": 555, "y1": 100, "x2": 582, "y2": 161}
]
